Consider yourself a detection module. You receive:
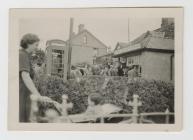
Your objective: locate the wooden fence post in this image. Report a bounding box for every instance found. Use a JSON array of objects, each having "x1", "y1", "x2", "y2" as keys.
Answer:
[
  {"x1": 129, "y1": 94, "x2": 141, "y2": 123},
  {"x1": 100, "y1": 116, "x2": 104, "y2": 123},
  {"x1": 139, "y1": 115, "x2": 143, "y2": 123},
  {"x1": 165, "y1": 108, "x2": 170, "y2": 124}
]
